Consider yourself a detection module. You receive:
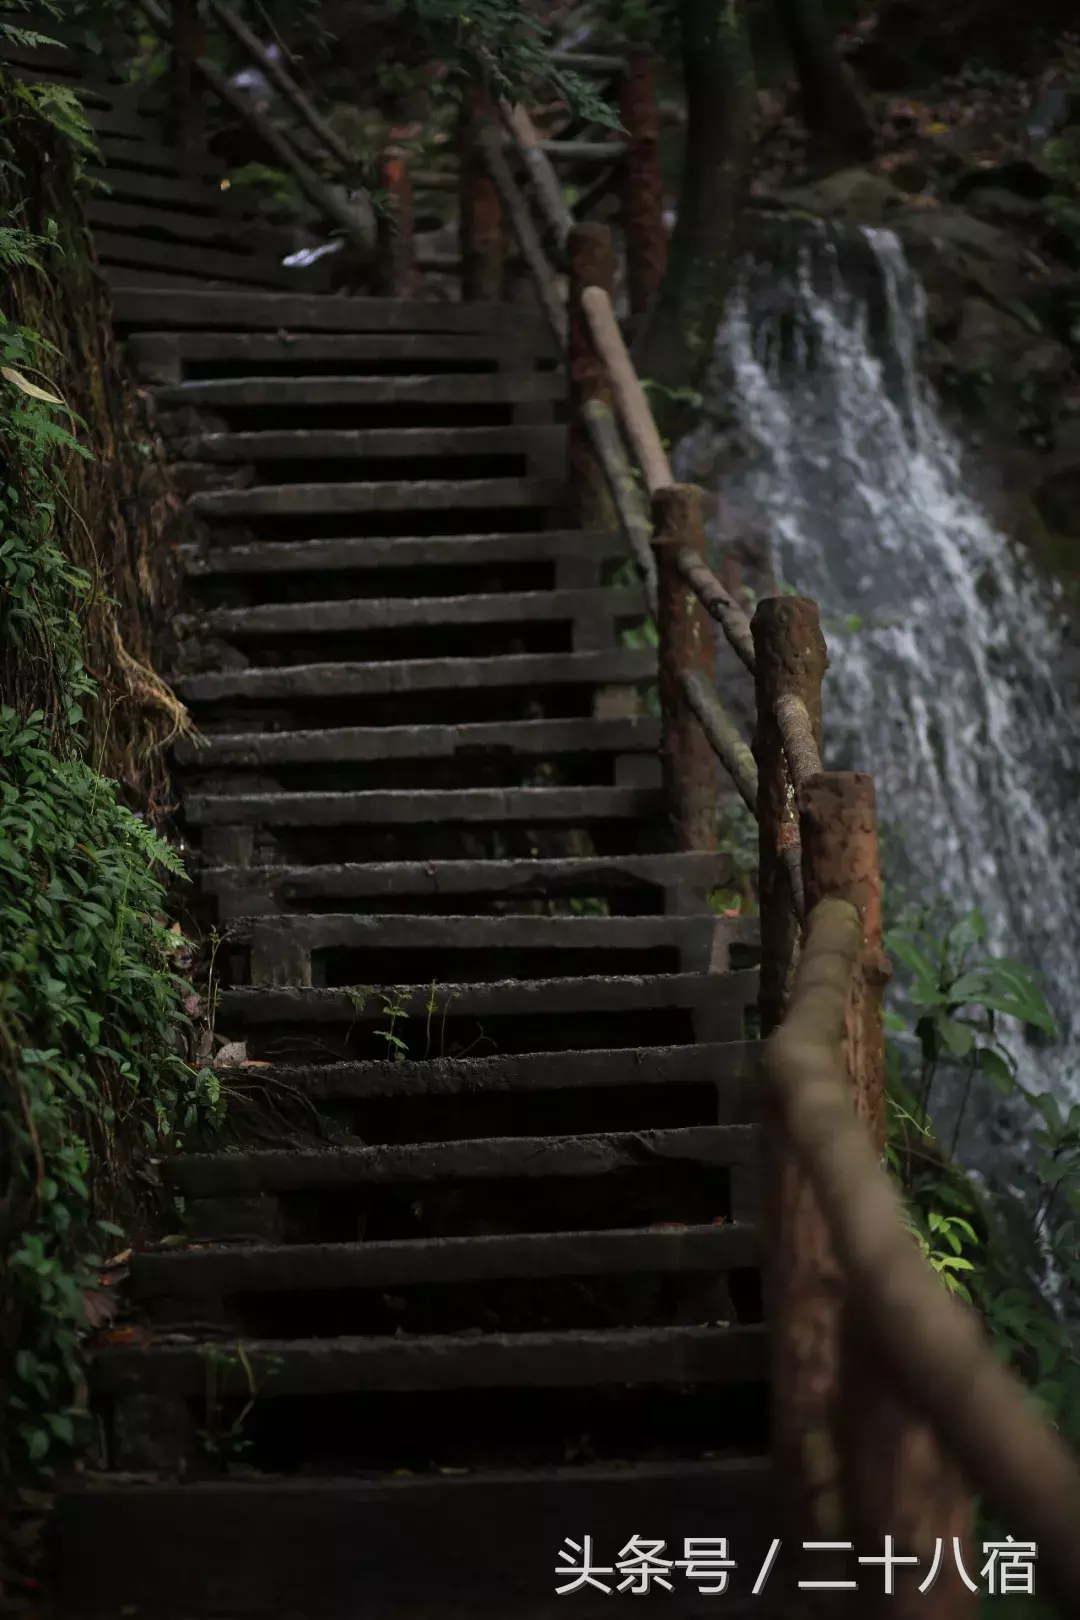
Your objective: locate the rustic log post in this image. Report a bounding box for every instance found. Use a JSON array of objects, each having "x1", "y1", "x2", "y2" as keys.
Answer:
[
  {"x1": 751, "y1": 596, "x2": 826, "y2": 1034},
  {"x1": 566, "y1": 223, "x2": 617, "y2": 528},
  {"x1": 753, "y1": 596, "x2": 837, "y2": 1597},
  {"x1": 170, "y1": 0, "x2": 205, "y2": 158},
  {"x1": 375, "y1": 148, "x2": 415, "y2": 297},
  {"x1": 651, "y1": 485, "x2": 717, "y2": 851},
  {"x1": 798, "y1": 773, "x2": 977, "y2": 1619},
  {"x1": 459, "y1": 85, "x2": 503, "y2": 302},
  {"x1": 620, "y1": 45, "x2": 667, "y2": 316}
]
